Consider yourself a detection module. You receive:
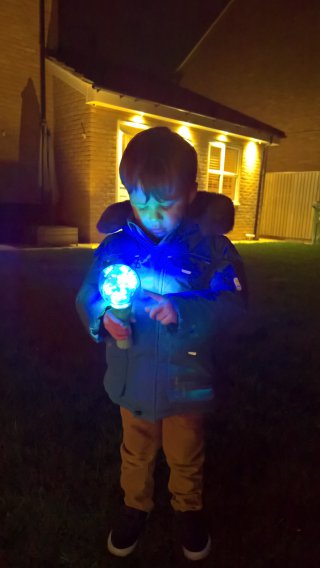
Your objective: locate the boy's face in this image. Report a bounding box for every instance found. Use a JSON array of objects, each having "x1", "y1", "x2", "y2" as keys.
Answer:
[{"x1": 130, "y1": 185, "x2": 195, "y2": 241}]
